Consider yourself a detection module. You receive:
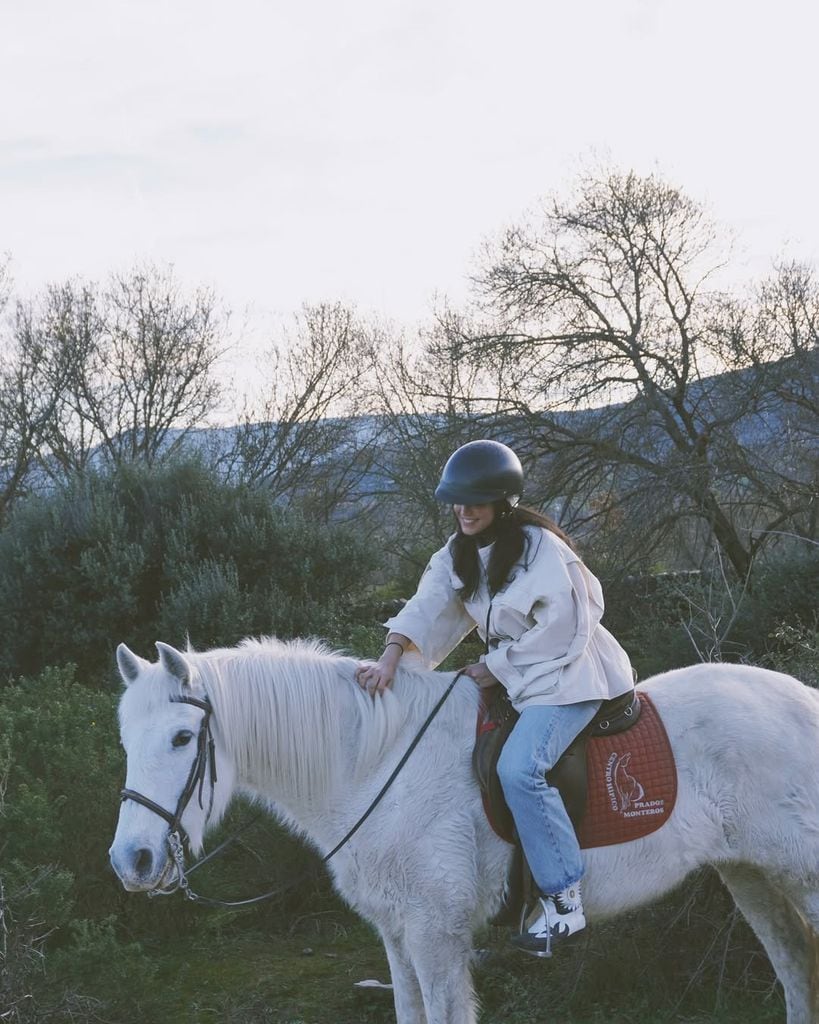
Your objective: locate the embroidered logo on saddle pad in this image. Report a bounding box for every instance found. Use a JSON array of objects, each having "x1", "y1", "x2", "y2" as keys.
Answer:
[{"x1": 577, "y1": 693, "x2": 676, "y2": 848}]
